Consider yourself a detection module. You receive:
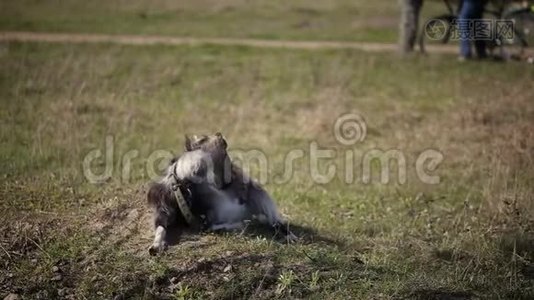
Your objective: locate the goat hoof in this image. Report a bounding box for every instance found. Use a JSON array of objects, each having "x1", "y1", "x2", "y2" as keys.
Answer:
[
  {"x1": 286, "y1": 232, "x2": 298, "y2": 243},
  {"x1": 148, "y1": 243, "x2": 167, "y2": 256}
]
